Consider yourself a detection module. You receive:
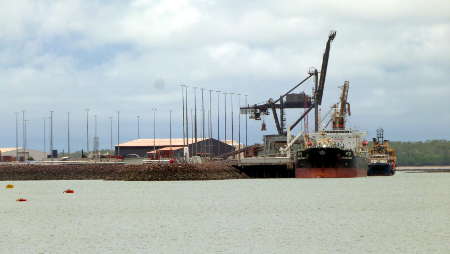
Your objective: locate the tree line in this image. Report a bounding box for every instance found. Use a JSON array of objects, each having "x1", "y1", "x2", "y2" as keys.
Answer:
[{"x1": 389, "y1": 140, "x2": 450, "y2": 166}]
